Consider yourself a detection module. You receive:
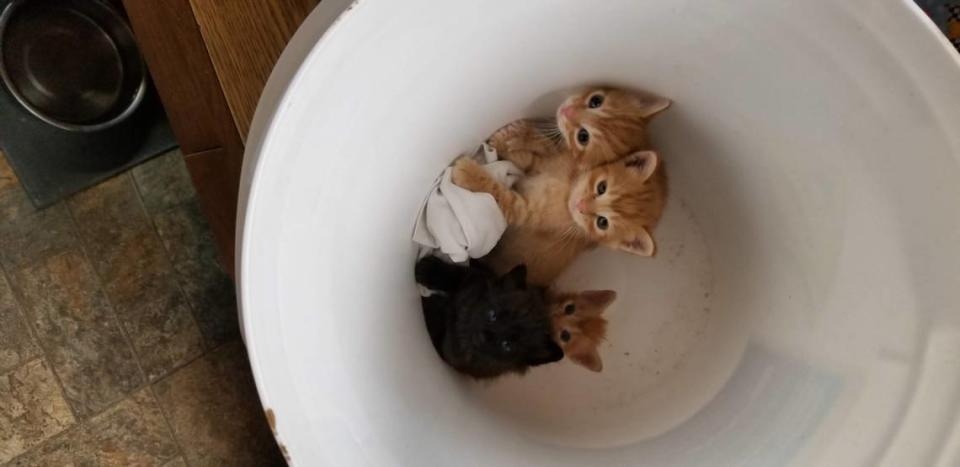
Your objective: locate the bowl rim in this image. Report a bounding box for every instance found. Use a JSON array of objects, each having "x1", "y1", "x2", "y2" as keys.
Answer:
[{"x1": 0, "y1": 0, "x2": 147, "y2": 133}]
